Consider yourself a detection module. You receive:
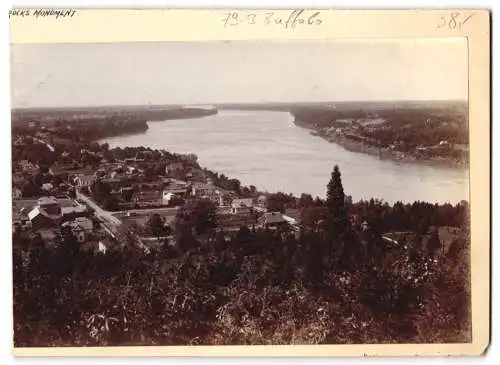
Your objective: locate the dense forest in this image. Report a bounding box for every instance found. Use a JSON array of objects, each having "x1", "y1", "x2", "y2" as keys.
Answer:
[
  {"x1": 13, "y1": 166, "x2": 471, "y2": 346},
  {"x1": 291, "y1": 105, "x2": 469, "y2": 148},
  {"x1": 12, "y1": 117, "x2": 149, "y2": 142}
]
